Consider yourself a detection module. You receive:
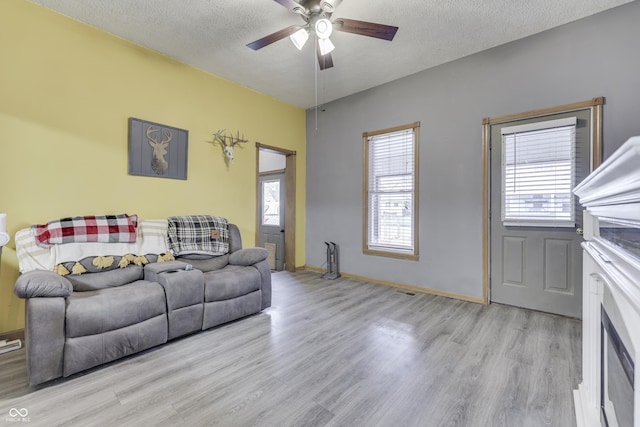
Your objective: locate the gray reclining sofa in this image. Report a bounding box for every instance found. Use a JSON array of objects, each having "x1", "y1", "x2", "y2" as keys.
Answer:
[{"x1": 13, "y1": 217, "x2": 271, "y2": 386}]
